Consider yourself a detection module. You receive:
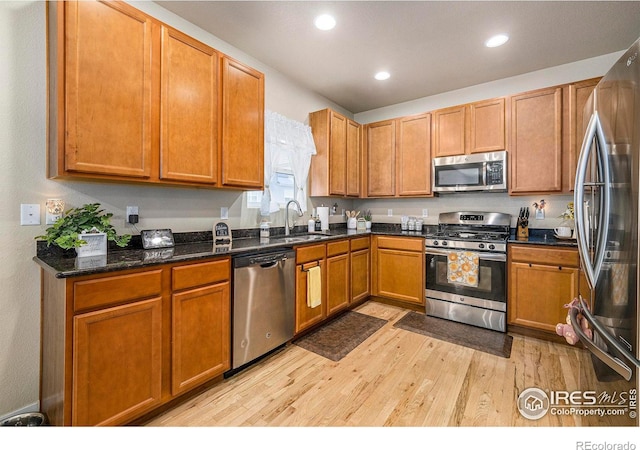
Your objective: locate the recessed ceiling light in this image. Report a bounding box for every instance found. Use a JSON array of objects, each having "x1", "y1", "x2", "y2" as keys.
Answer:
[
  {"x1": 375, "y1": 71, "x2": 390, "y2": 81},
  {"x1": 485, "y1": 34, "x2": 509, "y2": 48},
  {"x1": 314, "y1": 14, "x2": 336, "y2": 31}
]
